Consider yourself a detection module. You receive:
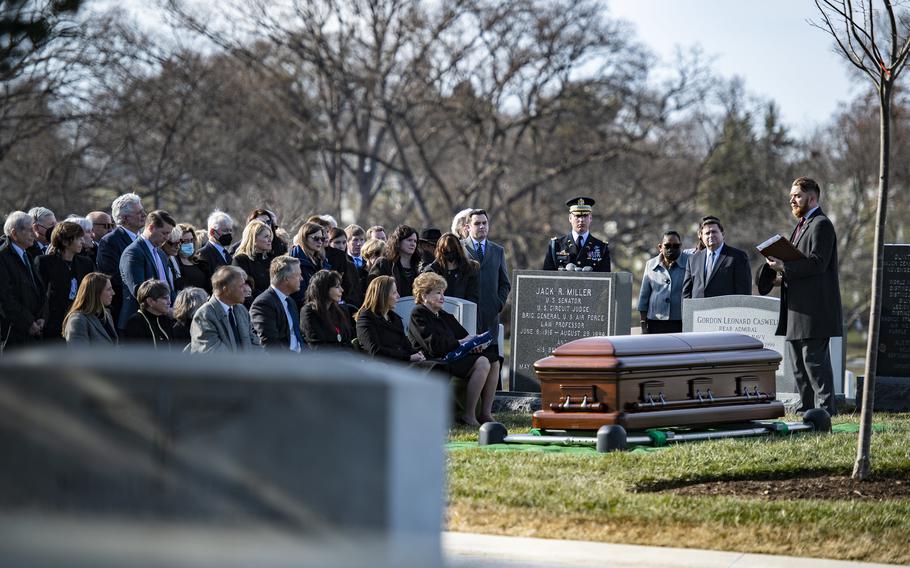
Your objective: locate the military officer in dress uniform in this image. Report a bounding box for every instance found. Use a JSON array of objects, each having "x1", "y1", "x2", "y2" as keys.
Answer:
[{"x1": 543, "y1": 196, "x2": 611, "y2": 272}]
